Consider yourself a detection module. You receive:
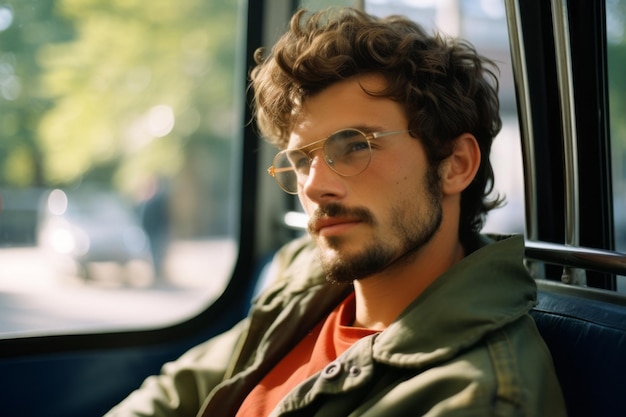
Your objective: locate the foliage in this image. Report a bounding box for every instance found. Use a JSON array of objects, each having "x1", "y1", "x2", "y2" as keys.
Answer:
[
  {"x1": 0, "y1": 0, "x2": 238, "y2": 195},
  {"x1": 0, "y1": 1, "x2": 73, "y2": 186}
]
